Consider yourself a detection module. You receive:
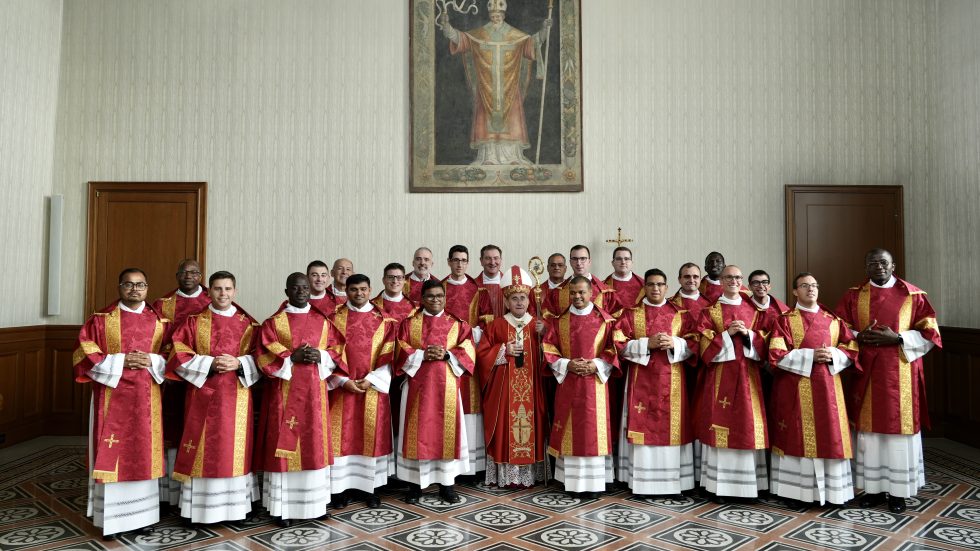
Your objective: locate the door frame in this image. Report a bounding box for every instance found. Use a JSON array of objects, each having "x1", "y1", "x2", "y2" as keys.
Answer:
[
  {"x1": 84, "y1": 182, "x2": 207, "y2": 315},
  {"x1": 784, "y1": 185, "x2": 904, "y2": 306}
]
